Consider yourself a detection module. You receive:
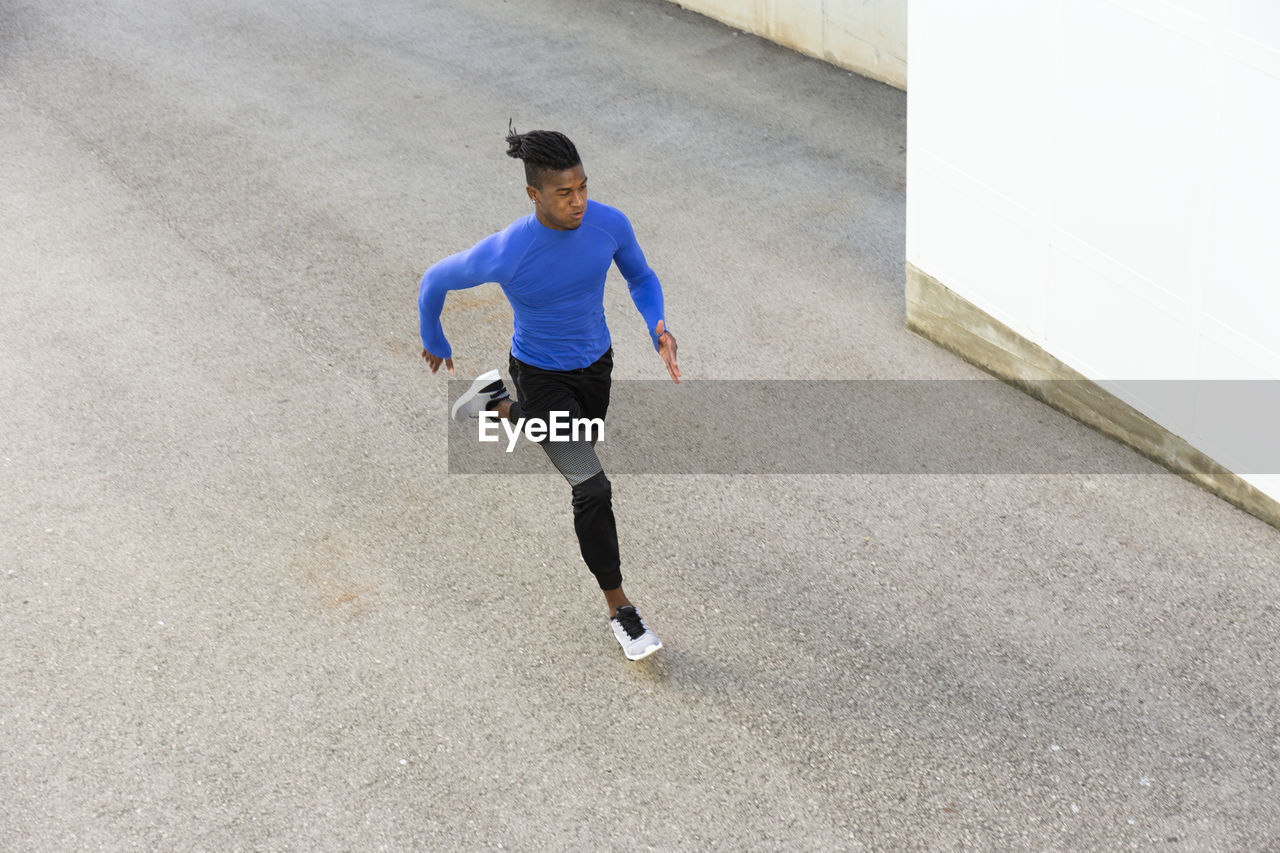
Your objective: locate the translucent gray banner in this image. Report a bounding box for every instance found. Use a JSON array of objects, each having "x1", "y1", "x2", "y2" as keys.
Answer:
[{"x1": 445, "y1": 380, "x2": 1280, "y2": 475}]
